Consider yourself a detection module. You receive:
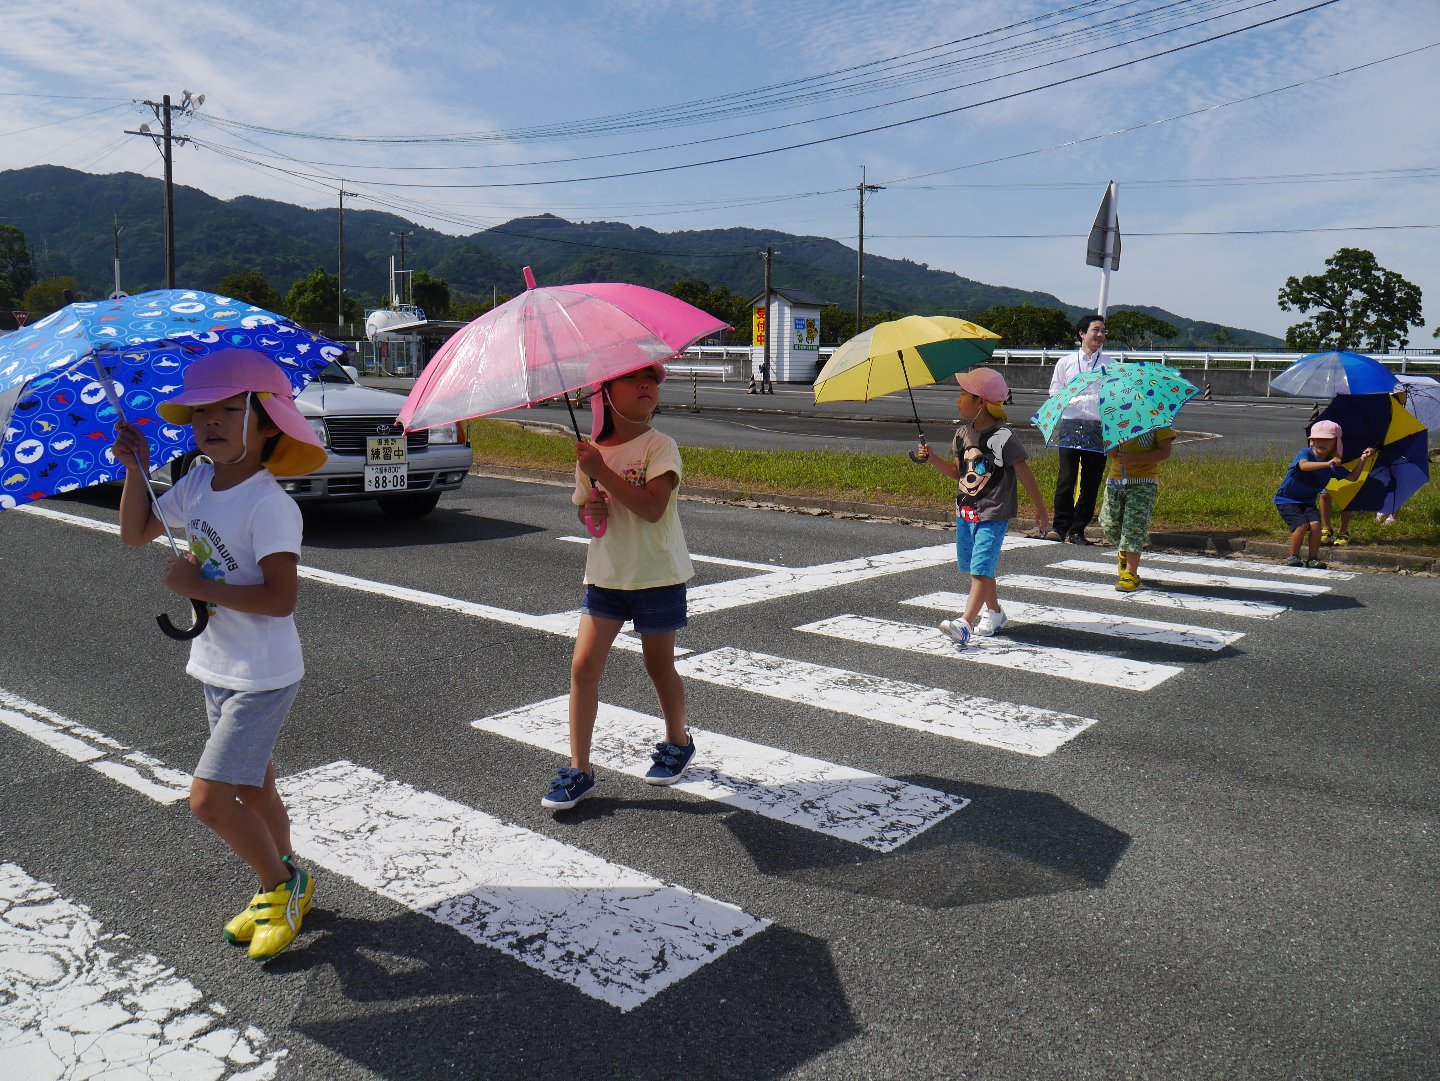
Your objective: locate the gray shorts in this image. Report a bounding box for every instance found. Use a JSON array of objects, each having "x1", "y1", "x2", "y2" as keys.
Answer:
[{"x1": 196, "y1": 682, "x2": 300, "y2": 787}]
